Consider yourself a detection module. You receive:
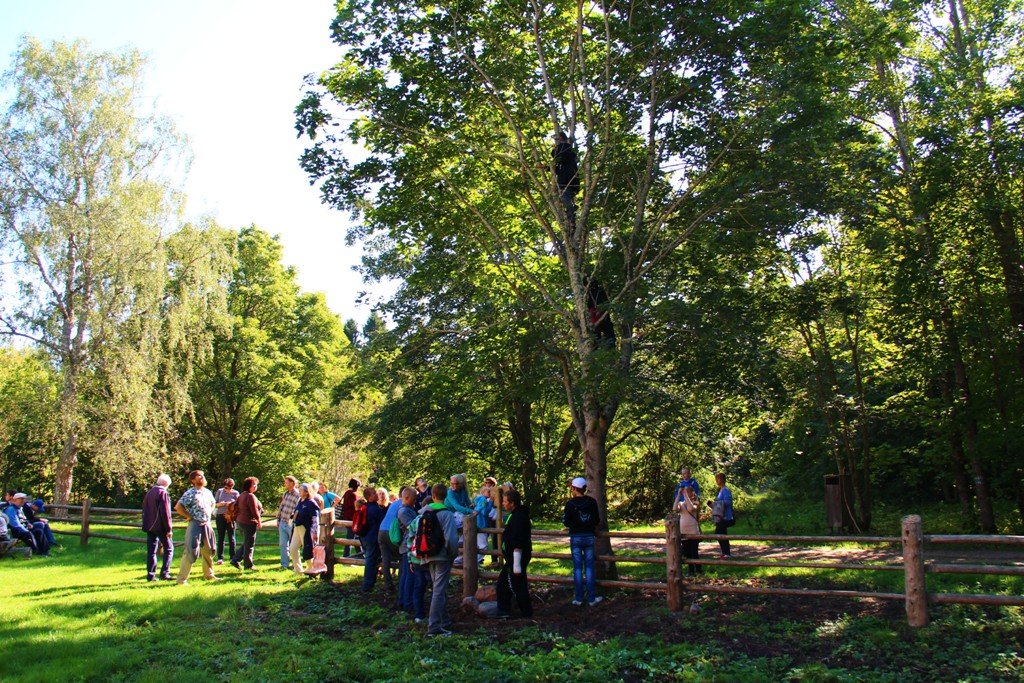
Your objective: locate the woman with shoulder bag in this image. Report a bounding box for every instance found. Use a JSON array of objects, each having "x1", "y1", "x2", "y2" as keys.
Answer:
[
  {"x1": 213, "y1": 478, "x2": 239, "y2": 565},
  {"x1": 677, "y1": 485, "x2": 702, "y2": 577}
]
